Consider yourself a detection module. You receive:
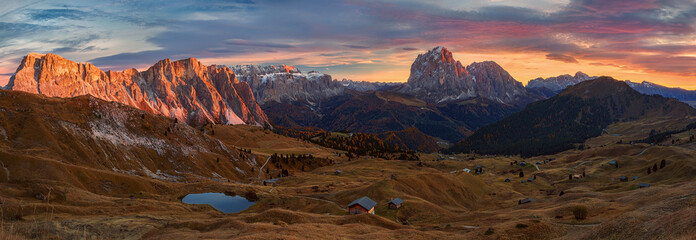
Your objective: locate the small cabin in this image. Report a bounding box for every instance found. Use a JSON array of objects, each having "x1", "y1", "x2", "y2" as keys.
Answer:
[
  {"x1": 334, "y1": 170, "x2": 342, "y2": 175},
  {"x1": 387, "y1": 197, "x2": 403, "y2": 209},
  {"x1": 572, "y1": 174, "x2": 583, "y2": 179},
  {"x1": 633, "y1": 176, "x2": 639, "y2": 180},
  {"x1": 518, "y1": 198, "x2": 535, "y2": 205},
  {"x1": 462, "y1": 168, "x2": 471, "y2": 173},
  {"x1": 527, "y1": 178, "x2": 534, "y2": 182},
  {"x1": 504, "y1": 178, "x2": 511, "y2": 182},
  {"x1": 347, "y1": 196, "x2": 376, "y2": 214},
  {"x1": 609, "y1": 161, "x2": 617, "y2": 166},
  {"x1": 619, "y1": 176, "x2": 628, "y2": 182},
  {"x1": 638, "y1": 183, "x2": 650, "y2": 188},
  {"x1": 519, "y1": 161, "x2": 527, "y2": 166}
]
